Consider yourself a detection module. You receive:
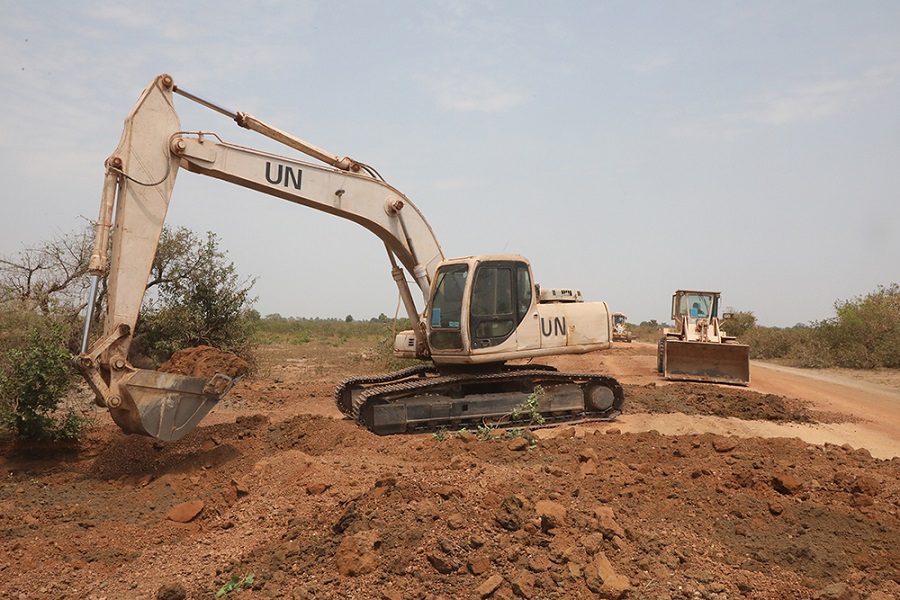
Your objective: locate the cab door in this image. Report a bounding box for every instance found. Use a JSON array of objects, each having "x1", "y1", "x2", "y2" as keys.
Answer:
[{"x1": 468, "y1": 260, "x2": 533, "y2": 350}]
